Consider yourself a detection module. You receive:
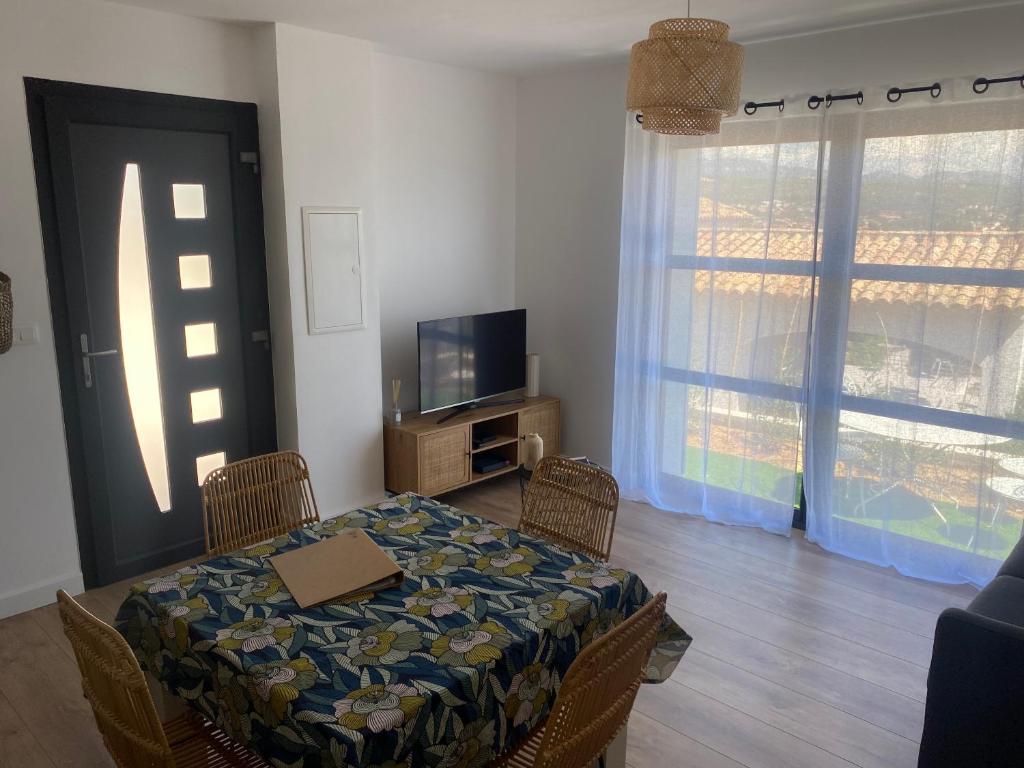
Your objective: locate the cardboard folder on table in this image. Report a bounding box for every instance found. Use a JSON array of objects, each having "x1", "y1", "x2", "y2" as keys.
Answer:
[{"x1": 270, "y1": 528, "x2": 404, "y2": 609}]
